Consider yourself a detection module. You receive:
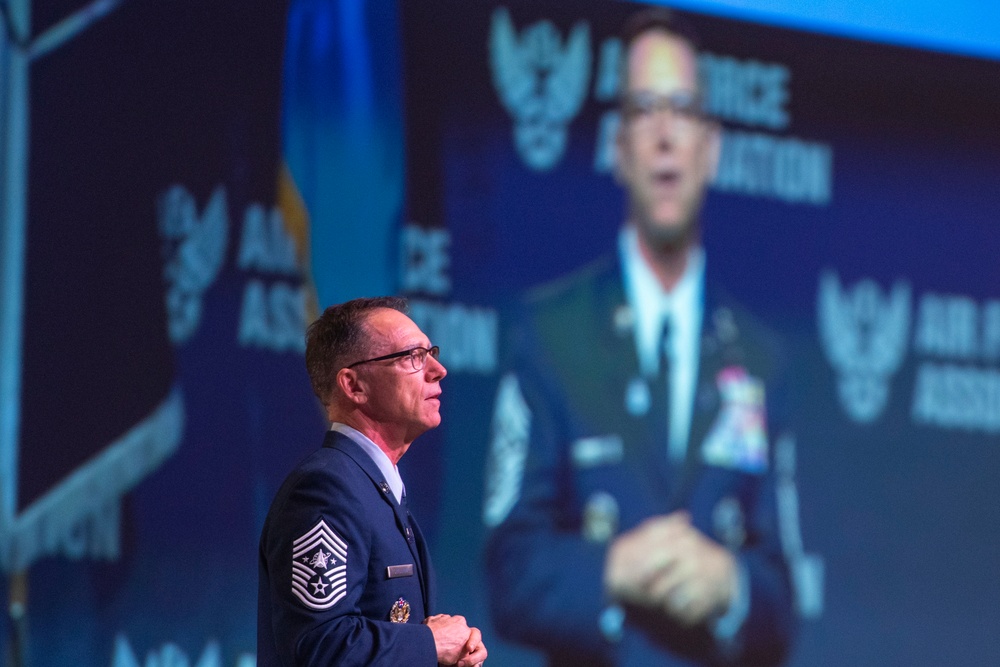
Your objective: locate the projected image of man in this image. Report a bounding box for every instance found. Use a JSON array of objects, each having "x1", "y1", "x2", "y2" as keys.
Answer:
[{"x1": 484, "y1": 8, "x2": 797, "y2": 666}]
